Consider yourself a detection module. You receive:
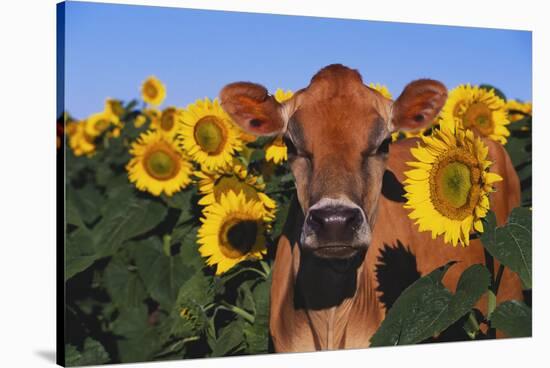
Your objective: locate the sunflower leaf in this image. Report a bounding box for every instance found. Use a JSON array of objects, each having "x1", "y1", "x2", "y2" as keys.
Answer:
[
  {"x1": 65, "y1": 227, "x2": 97, "y2": 281},
  {"x1": 490, "y1": 300, "x2": 532, "y2": 337},
  {"x1": 243, "y1": 277, "x2": 271, "y2": 354},
  {"x1": 93, "y1": 198, "x2": 167, "y2": 257},
  {"x1": 103, "y1": 253, "x2": 147, "y2": 310},
  {"x1": 135, "y1": 237, "x2": 203, "y2": 310},
  {"x1": 370, "y1": 262, "x2": 489, "y2": 346},
  {"x1": 480, "y1": 208, "x2": 532, "y2": 289},
  {"x1": 65, "y1": 338, "x2": 110, "y2": 367},
  {"x1": 210, "y1": 318, "x2": 246, "y2": 357},
  {"x1": 111, "y1": 304, "x2": 162, "y2": 363}
]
